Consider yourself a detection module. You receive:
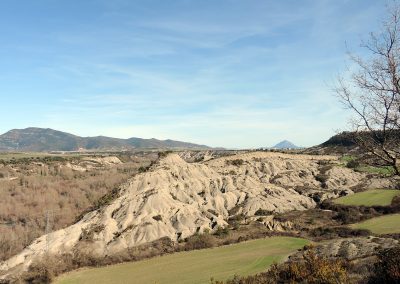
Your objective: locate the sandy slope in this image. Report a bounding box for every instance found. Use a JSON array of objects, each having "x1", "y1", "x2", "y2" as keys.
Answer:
[{"x1": 0, "y1": 151, "x2": 365, "y2": 277}]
